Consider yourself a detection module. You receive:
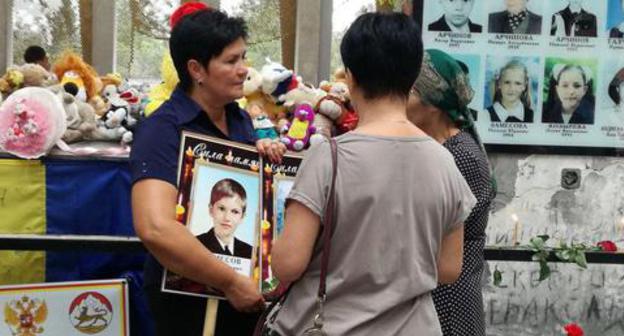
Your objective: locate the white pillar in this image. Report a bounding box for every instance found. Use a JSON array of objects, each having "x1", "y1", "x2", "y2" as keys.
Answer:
[
  {"x1": 0, "y1": 0, "x2": 14, "y2": 74},
  {"x1": 91, "y1": 0, "x2": 116, "y2": 74},
  {"x1": 294, "y1": 0, "x2": 332, "y2": 85}
]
